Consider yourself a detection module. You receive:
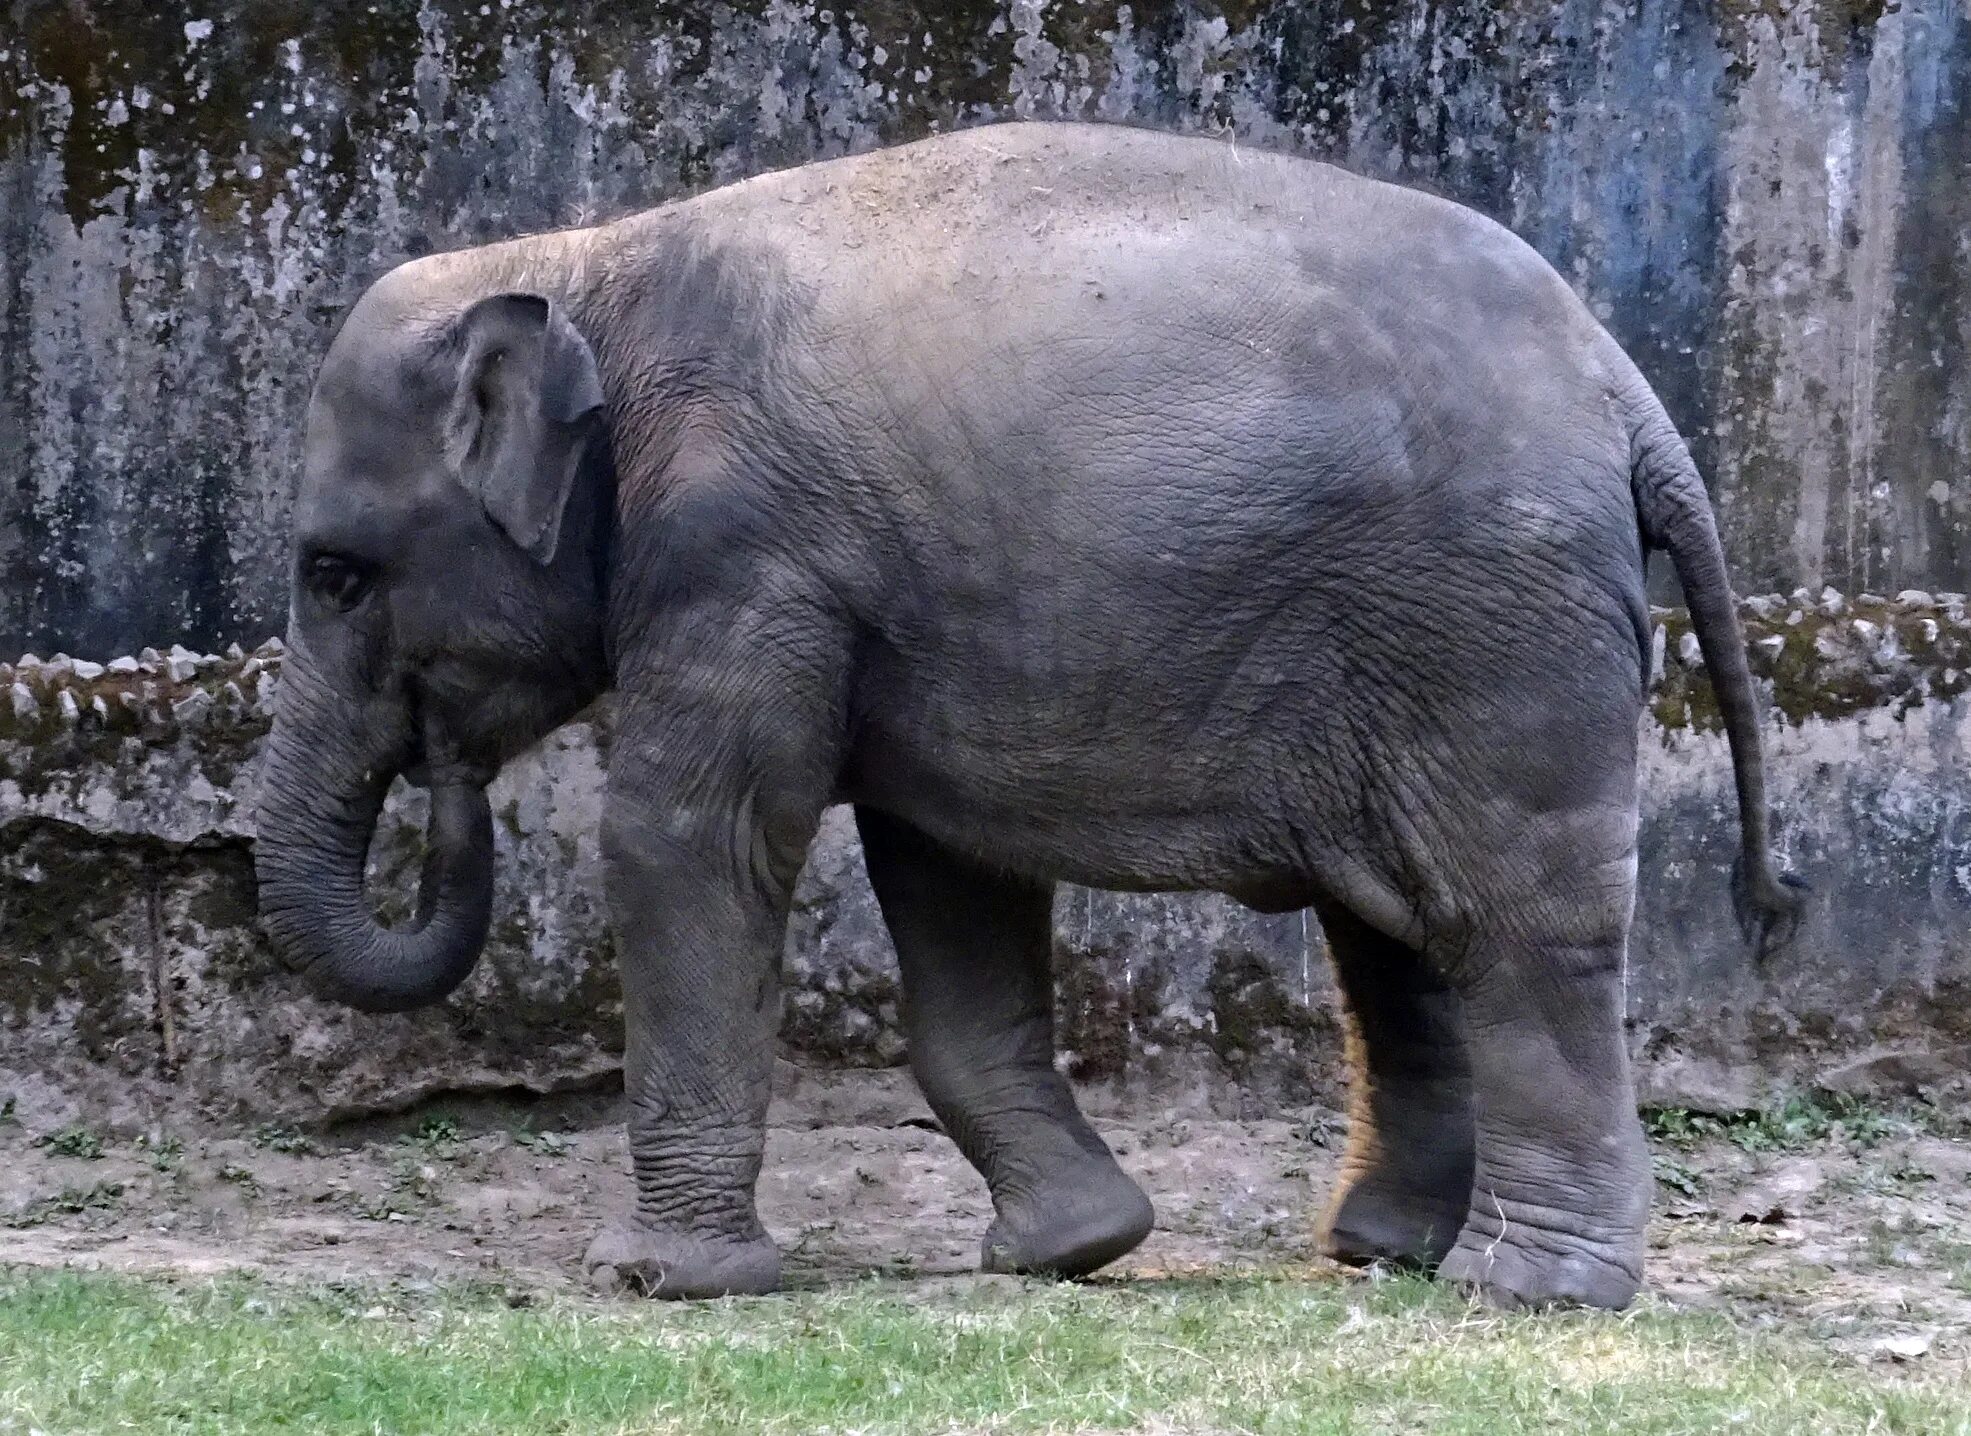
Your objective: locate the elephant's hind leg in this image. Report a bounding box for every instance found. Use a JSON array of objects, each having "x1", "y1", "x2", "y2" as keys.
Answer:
[
  {"x1": 1314, "y1": 899, "x2": 1476, "y2": 1271},
  {"x1": 1434, "y1": 813, "x2": 1651, "y2": 1311},
  {"x1": 855, "y1": 807, "x2": 1154, "y2": 1278}
]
